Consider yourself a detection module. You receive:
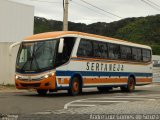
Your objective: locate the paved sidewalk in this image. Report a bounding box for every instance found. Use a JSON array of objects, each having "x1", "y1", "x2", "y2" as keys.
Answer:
[{"x1": 0, "y1": 85, "x2": 28, "y2": 93}]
